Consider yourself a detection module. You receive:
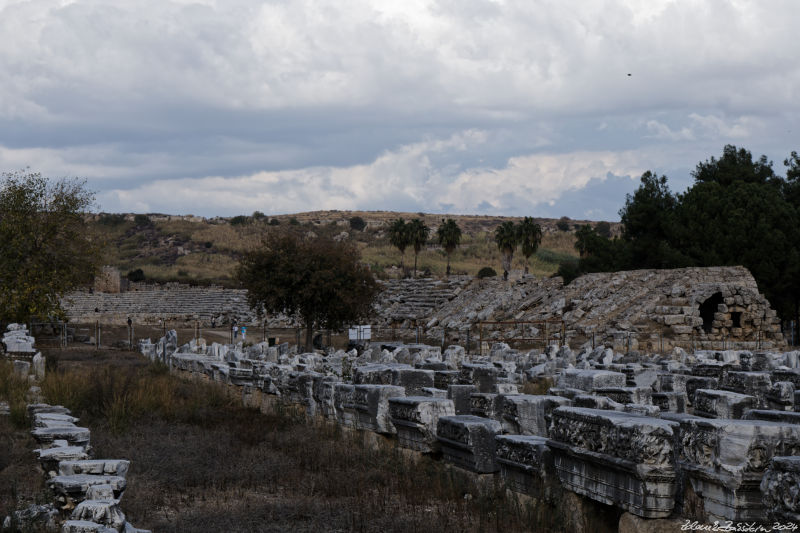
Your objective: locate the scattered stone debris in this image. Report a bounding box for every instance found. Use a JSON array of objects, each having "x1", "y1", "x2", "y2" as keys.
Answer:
[
  {"x1": 135, "y1": 322, "x2": 800, "y2": 526},
  {"x1": 1, "y1": 327, "x2": 149, "y2": 533}
]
